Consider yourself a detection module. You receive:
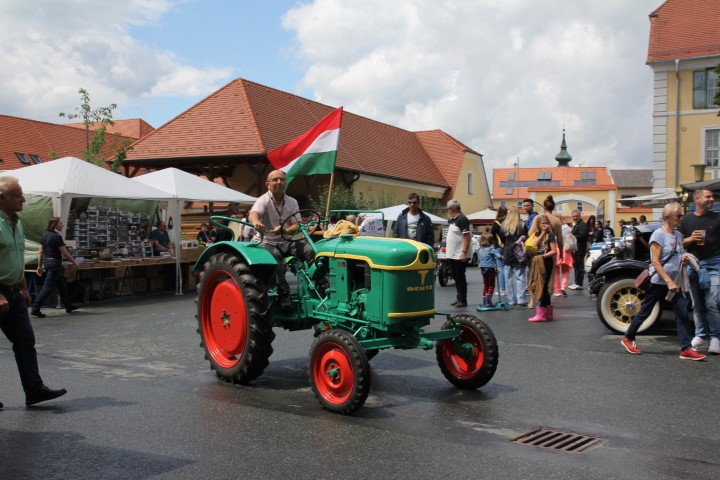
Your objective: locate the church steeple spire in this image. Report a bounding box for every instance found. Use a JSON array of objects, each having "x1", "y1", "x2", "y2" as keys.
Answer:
[{"x1": 555, "y1": 129, "x2": 572, "y2": 167}]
